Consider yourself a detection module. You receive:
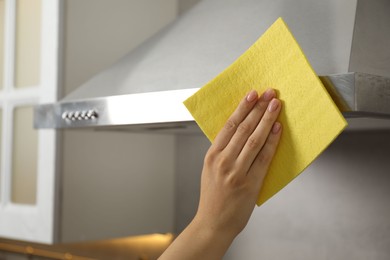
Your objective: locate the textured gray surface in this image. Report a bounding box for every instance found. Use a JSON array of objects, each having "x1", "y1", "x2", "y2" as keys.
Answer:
[
  {"x1": 65, "y1": 0, "x2": 358, "y2": 100},
  {"x1": 174, "y1": 131, "x2": 390, "y2": 260}
]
